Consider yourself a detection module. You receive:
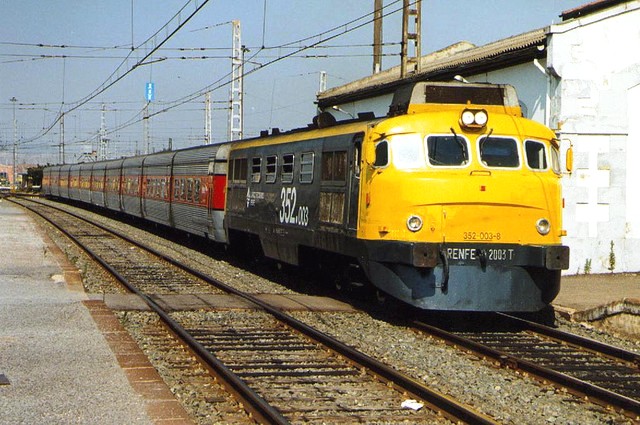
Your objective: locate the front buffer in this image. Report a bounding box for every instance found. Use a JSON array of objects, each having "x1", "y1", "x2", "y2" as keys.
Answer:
[{"x1": 359, "y1": 241, "x2": 570, "y2": 312}]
